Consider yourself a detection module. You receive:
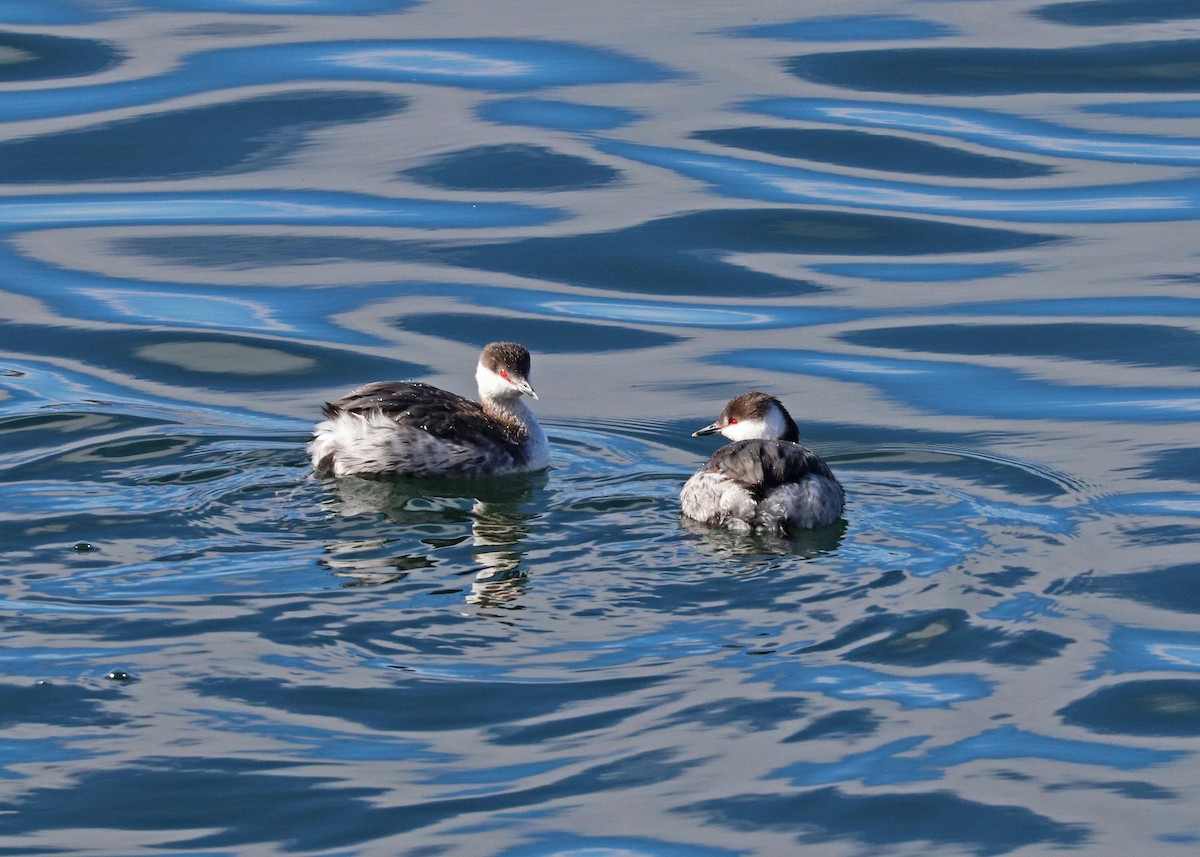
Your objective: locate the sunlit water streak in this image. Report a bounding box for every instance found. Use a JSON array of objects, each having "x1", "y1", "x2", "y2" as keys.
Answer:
[
  {"x1": 0, "y1": 192, "x2": 561, "y2": 230},
  {"x1": 604, "y1": 141, "x2": 1200, "y2": 223},
  {"x1": 0, "y1": 38, "x2": 672, "y2": 122},
  {"x1": 748, "y1": 98, "x2": 1200, "y2": 165}
]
